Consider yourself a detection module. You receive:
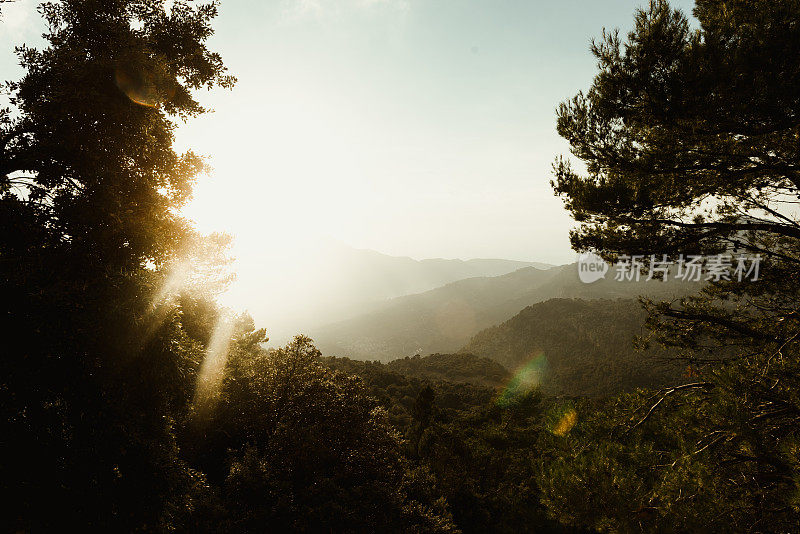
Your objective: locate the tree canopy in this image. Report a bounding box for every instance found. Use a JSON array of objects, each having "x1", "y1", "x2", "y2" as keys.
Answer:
[
  {"x1": 548, "y1": 1, "x2": 800, "y2": 530},
  {"x1": 0, "y1": 1, "x2": 236, "y2": 530}
]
